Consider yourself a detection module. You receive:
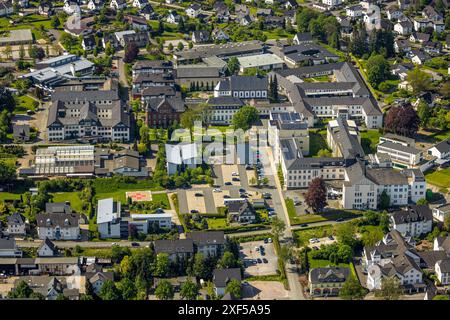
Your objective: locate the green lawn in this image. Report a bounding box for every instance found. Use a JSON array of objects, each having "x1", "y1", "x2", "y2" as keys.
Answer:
[
  {"x1": 294, "y1": 225, "x2": 334, "y2": 247},
  {"x1": 290, "y1": 209, "x2": 363, "y2": 226},
  {"x1": 14, "y1": 95, "x2": 37, "y2": 114},
  {"x1": 309, "y1": 129, "x2": 330, "y2": 157},
  {"x1": 50, "y1": 192, "x2": 83, "y2": 212},
  {"x1": 360, "y1": 129, "x2": 381, "y2": 154},
  {"x1": 152, "y1": 193, "x2": 170, "y2": 208},
  {"x1": 425, "y1": 168, "x2": 450, "y2": 188},
  {"x1": 308, "y1": 253, "x2": 351, "y2": 269},
  {"x1": 205, "y1": 218, "x2": 228, "y2": 229},
  {"x1": 0, "y1": 192, "x2": 22, "y2": 201},
  {"x1": 0, "y1": 15, "x2": 52, "y2": 40}
]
